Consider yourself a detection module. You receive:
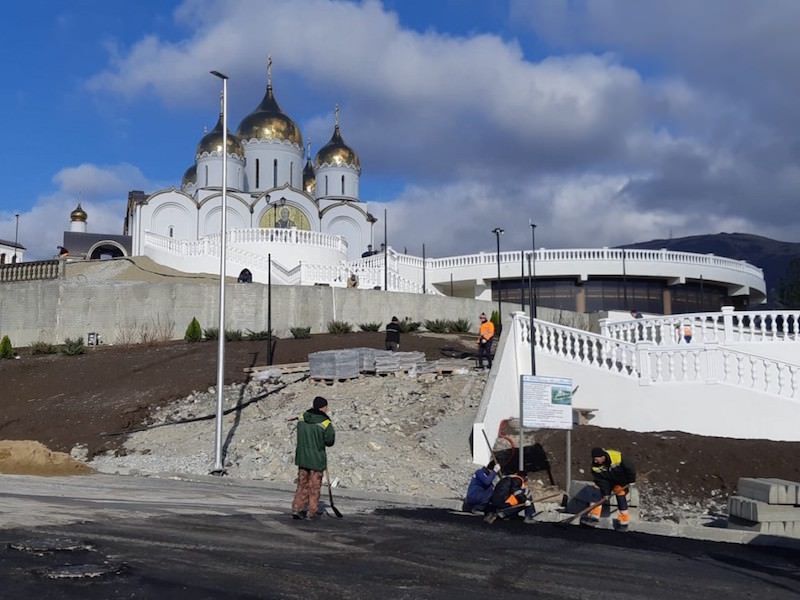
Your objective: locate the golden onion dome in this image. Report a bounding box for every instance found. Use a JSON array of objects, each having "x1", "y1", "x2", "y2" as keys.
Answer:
[
  {"x1": 314, "y1": 124, "x2": 360, "y2": 171},
  {"x1": 181, "y1": 163, "x2": 197, "y2": 188},
  {"x1": 303, "y1": 156, "x2": 316, "y2": 194},
  {"x1": 236, "y1": 84, "x2": 303, "y2": 146},
  {"x1": 196, "y1": 114, "x2": 244, "y2": 158},
  {"x1": 70, "y1": 203, "x2": 87, "y2": 222}
]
